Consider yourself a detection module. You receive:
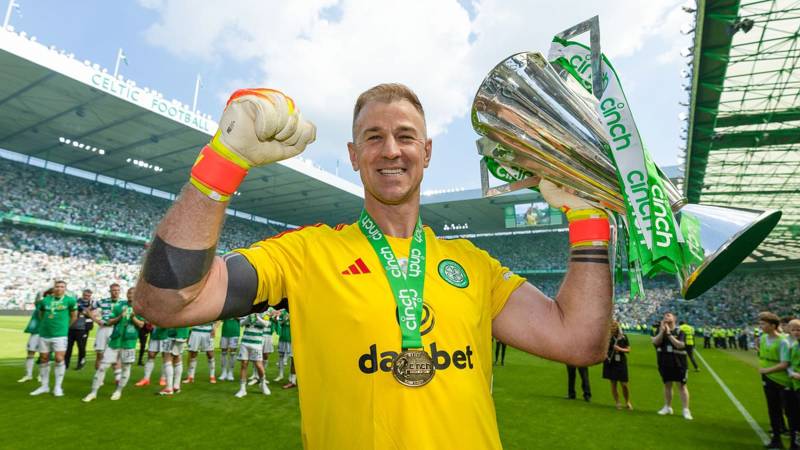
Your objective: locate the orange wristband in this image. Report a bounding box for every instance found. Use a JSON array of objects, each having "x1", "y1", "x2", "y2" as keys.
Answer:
[
  {"x1": 190, "y1": 145, "x2": 248, "y2": 201},
  {"x1": 569, "y1": 217, "x2": 610, "y2": 246}
]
